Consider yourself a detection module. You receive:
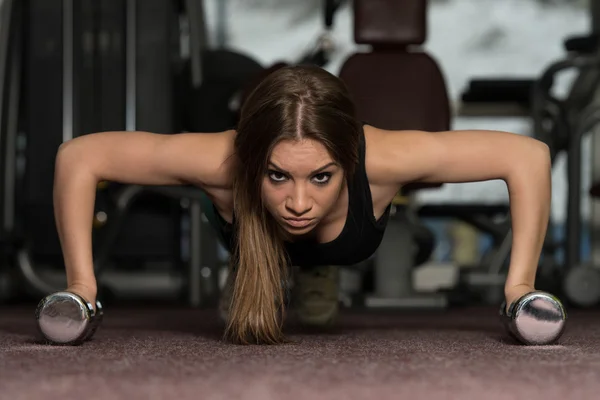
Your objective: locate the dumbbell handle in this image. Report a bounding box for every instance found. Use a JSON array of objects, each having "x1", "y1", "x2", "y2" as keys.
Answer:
[
  {"x1": 83, "y1": 299, "x2": 104, "y2": 341},
  {"x1": 499, "y1": 297, "x2": 520, "y2": 340}
]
